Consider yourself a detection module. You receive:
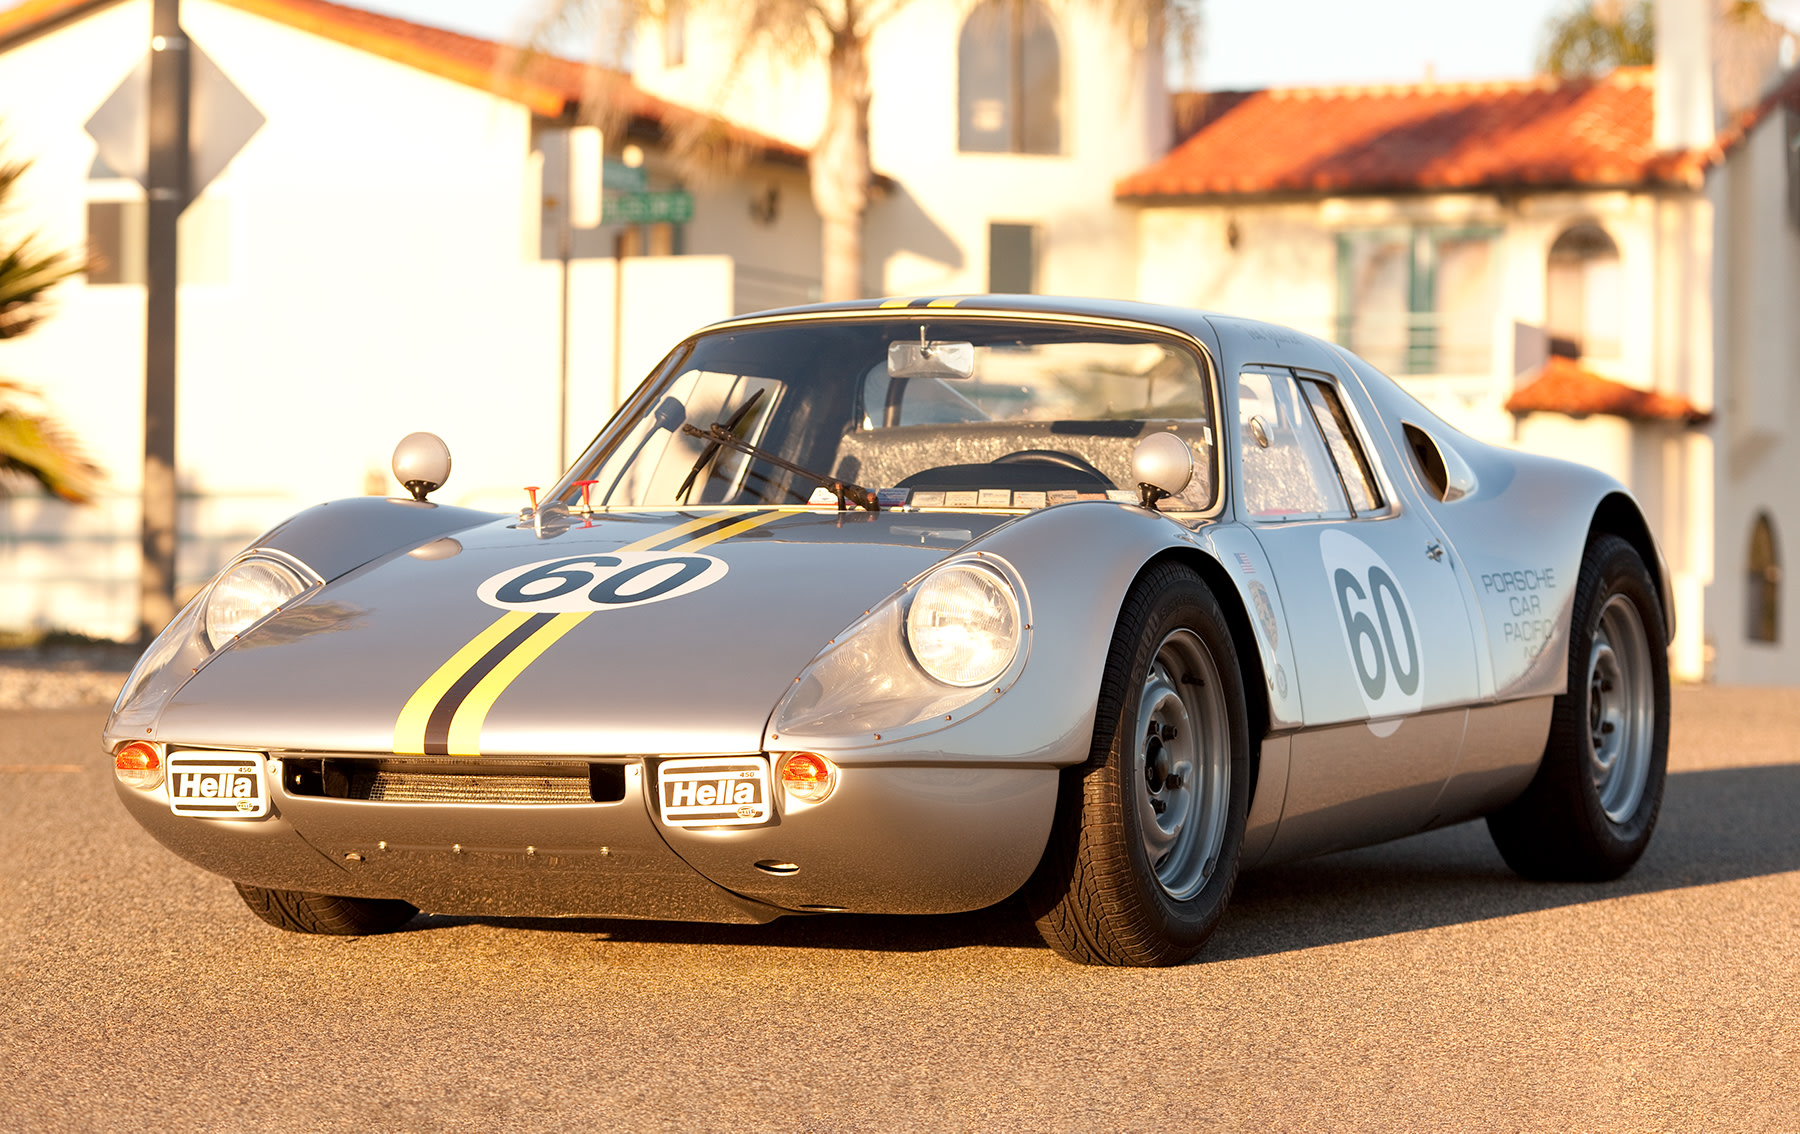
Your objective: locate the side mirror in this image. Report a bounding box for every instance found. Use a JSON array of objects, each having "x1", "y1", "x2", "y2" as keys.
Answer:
[
  {"x1": 1131, "y1": 432, "x2": 1193, "y2": 511},
  {"x1": 392, "y1": 432, "x2": 452, "y2": 502}
]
